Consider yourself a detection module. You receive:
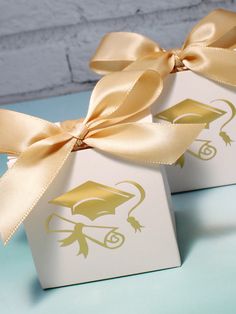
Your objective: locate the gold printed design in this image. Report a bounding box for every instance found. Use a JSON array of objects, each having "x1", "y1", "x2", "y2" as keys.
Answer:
[
  {"x1": 212, "y1": 99, "x2": 236, "y2": 145},
  {"x1": 186, "y1": 139, "x2": 217, "y2": 160},
  {"x1": 49, "y1": 181, "x2": 135, "y2": 220},
  {"x1": 156, "y1": 99, "x2": 236, "y2": 167},
  {"x1": 156, "y1": 99, "x2": 226, "y2": 127},
  {"x1": 116, "y1": 181, "x2": 145, "y2": 232},
  {"x1": 46, "y1": 180, "x2": 145, "y2": 257}
]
